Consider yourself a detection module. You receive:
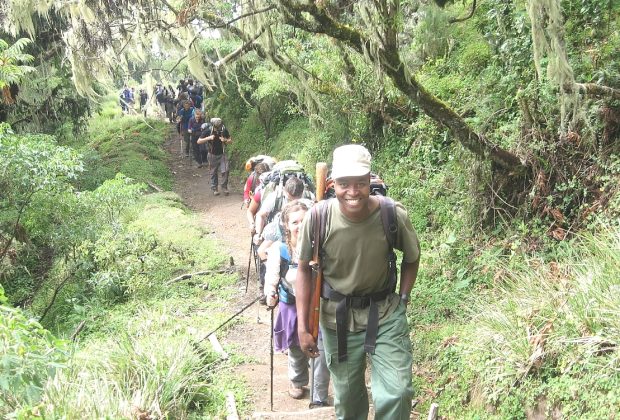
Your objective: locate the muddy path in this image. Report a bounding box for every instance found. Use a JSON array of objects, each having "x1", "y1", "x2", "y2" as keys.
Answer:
[{"x1": 163, "y1": 131, "x2": 335, "y2": 419}]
